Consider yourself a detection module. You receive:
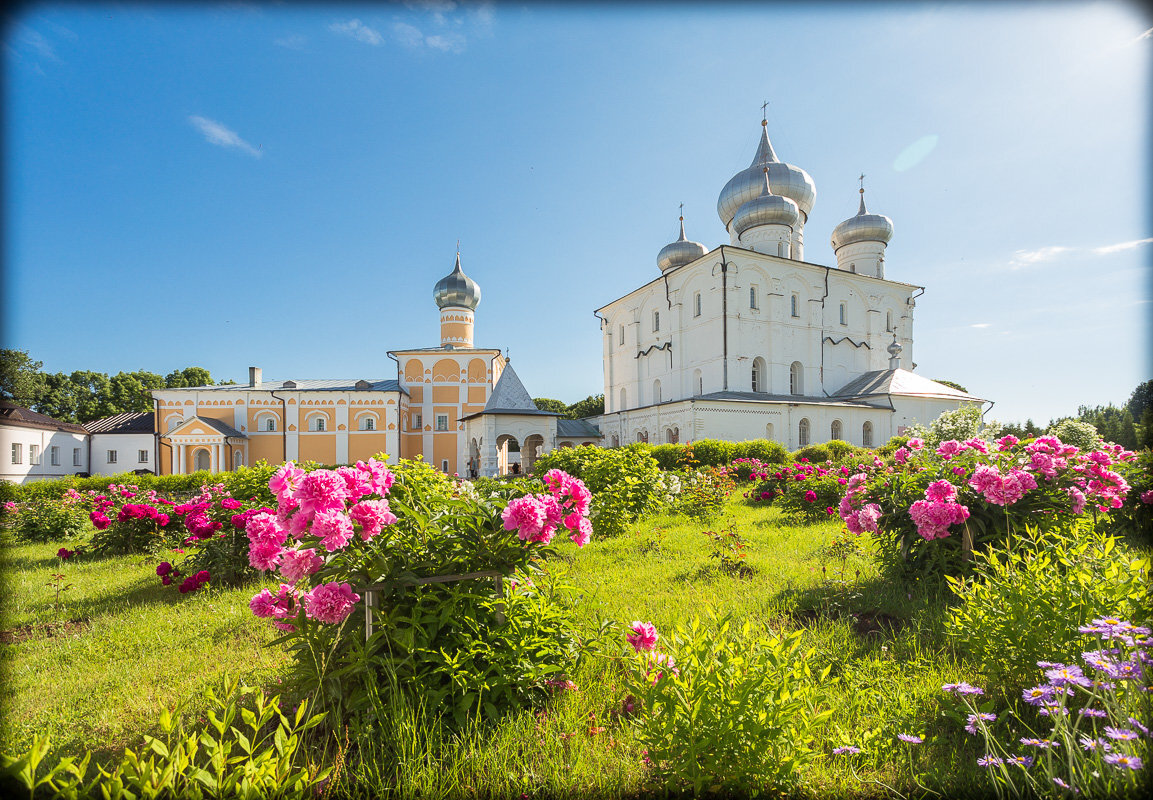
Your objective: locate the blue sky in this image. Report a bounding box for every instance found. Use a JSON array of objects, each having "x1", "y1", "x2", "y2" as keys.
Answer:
[{"x1": 4, "y1": 1, "x2": 1150, "y2": 425}]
